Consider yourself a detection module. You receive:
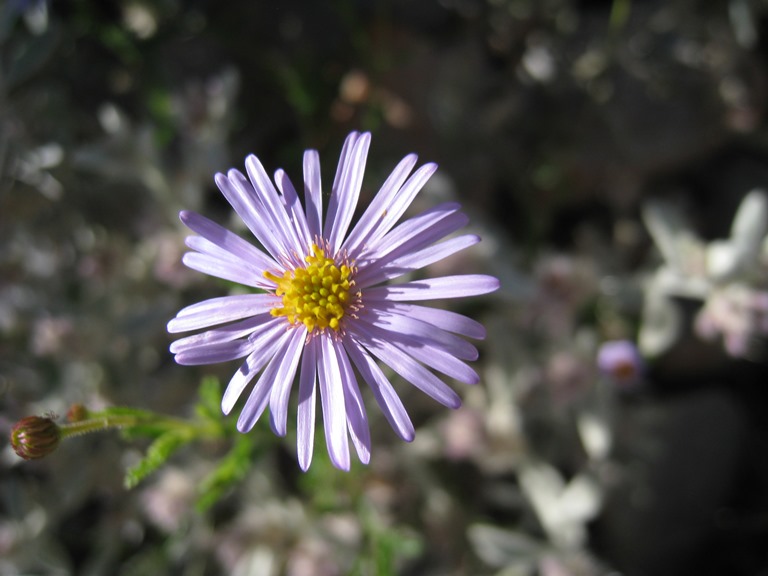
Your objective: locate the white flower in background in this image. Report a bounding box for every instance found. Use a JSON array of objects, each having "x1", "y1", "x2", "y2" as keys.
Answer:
[
  {"x1": 640, "y1": 189, "x2": 768, "y2": 358},
  {"x1": 695, "y1": 284, "x2": 768, "y2": 358},
  {"x1": 705, "y1": 190, "x2": 767, "y2": 282},
  {"x1": 517, "y1": 461, "x2": 602, "y2": 550}
]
